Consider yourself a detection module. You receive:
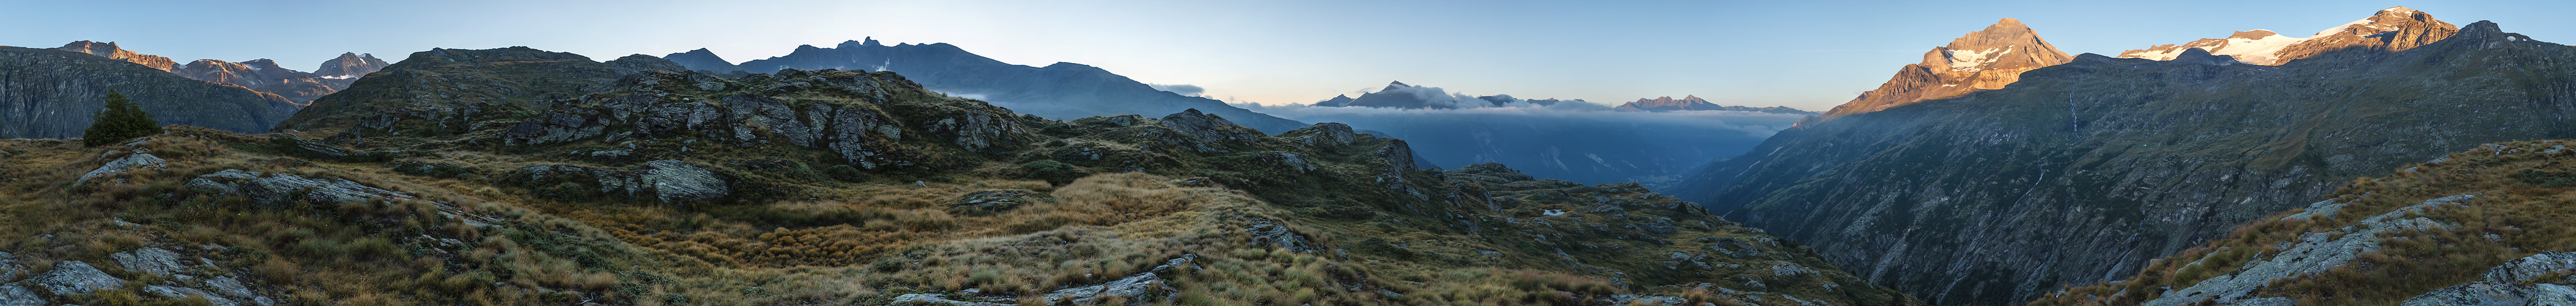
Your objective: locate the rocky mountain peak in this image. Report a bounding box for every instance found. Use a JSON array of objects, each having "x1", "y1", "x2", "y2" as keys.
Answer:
[
  {"x1": 1819, "y1": 18, "x2": 2069, "y2": 119},
  {"x1": 1920, "y1": 18, "x2": 2070, "y2": 72},
  {"x1": 54, "y1": 40, "x2": 177, "y2": 71},
  {"x1": 314, "y1": 52, "x2": 389, "y2": 79},
  {"x1": 2120, "y1": 7, "x2": 2457, "y2": 65}
]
